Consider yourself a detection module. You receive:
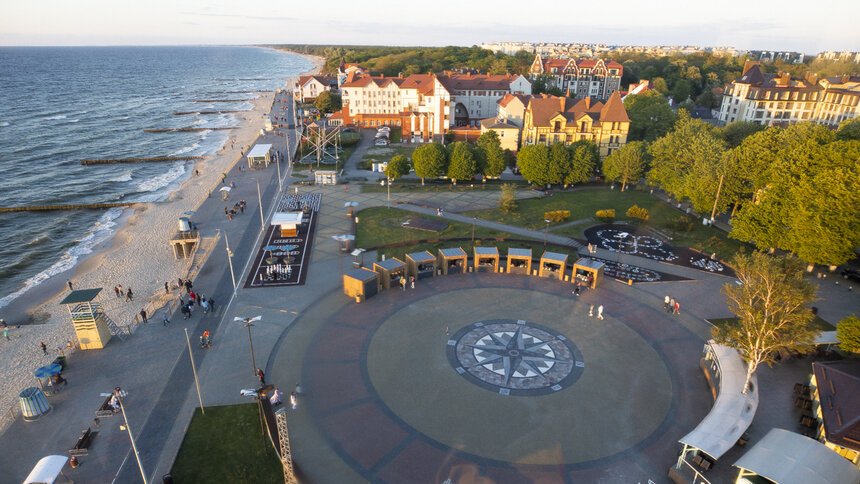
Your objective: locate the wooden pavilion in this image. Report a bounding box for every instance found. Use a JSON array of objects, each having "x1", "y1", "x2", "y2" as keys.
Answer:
[
  {"x1": 438, "y1": 247, "x2": 467, "y2": 275},
  {"x1": 406, "y1": 251, "x2": 437, "y2": 280},
  {"x1": 343, "y1": 268, "x2": 380, "y2": 302},
  {"x1": 573, "y1": 258, "x2": 605, "y2": 289},
  {"x1": 373, "y1": 258, "x2": 406, "y2": 289},
  {"x1": 539, "y1": 251, "x2": 568, "y2": 280},
  {"x1": 506, "y1": 248, "x2": 532, "y2": 275},
  {"x1": 473, "y1": 246, "x2": 499, "y2": 273}
]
